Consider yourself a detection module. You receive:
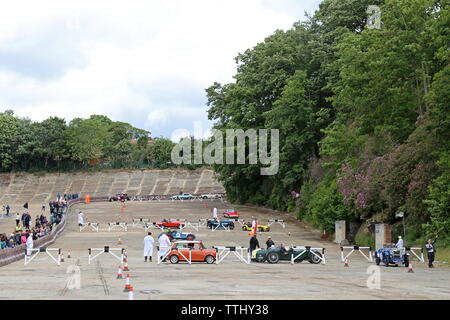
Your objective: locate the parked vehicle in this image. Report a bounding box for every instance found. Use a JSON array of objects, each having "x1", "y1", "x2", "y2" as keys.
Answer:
[
  {"x1": 171, "y1": 193, "x2": 194, "y2": 200},
  {"x1": 201, "y1": 193, "x2": 221, "y2": 199},
  {"x1": 252, "y1": 247, "x2": 323, "y2": 264},
  {"x1": 223, "y1": 209, "x2": 240, "y2": 219},
  {"x1": 167, "y1": 241, "x2": 216, "y2": 264},
  {"x1": 242, "y1": 223, "x2": 270, "y2": 232},
  {"x1": 206, "y1": 219, "x2": 235, "y2": 230},
  {"x1": 154, "y1": 220, "x2": 186, "y2": 229},
  {"x1": 375, "y1": 244, "x2": 409, "y2": 267}
]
